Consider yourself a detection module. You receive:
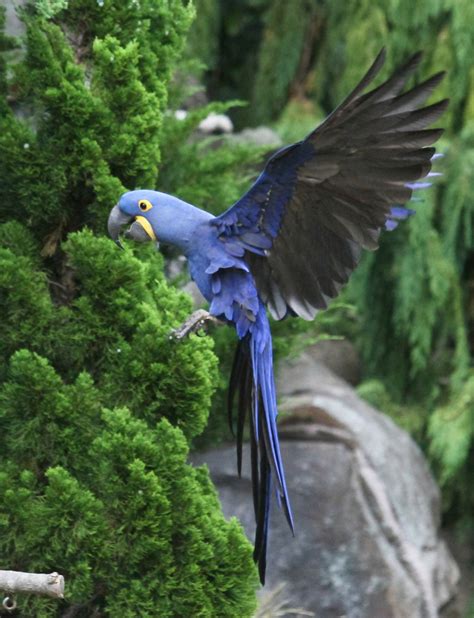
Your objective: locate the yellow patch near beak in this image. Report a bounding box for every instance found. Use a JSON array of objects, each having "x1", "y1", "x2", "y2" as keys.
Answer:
[{"x1": 134, "y1": 216, "x2": 157, "y2": 241}]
